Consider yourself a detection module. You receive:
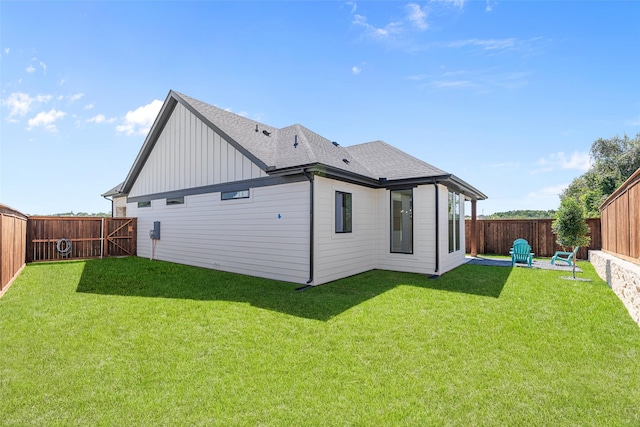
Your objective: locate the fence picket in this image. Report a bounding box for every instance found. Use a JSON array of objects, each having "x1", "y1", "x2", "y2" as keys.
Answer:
[
  {"x1": 465, "y1": 218, "x2": 602, "y2": 259},
  {"x1": 26, "y1": 217, "x2": 137, "y2": 262}
]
